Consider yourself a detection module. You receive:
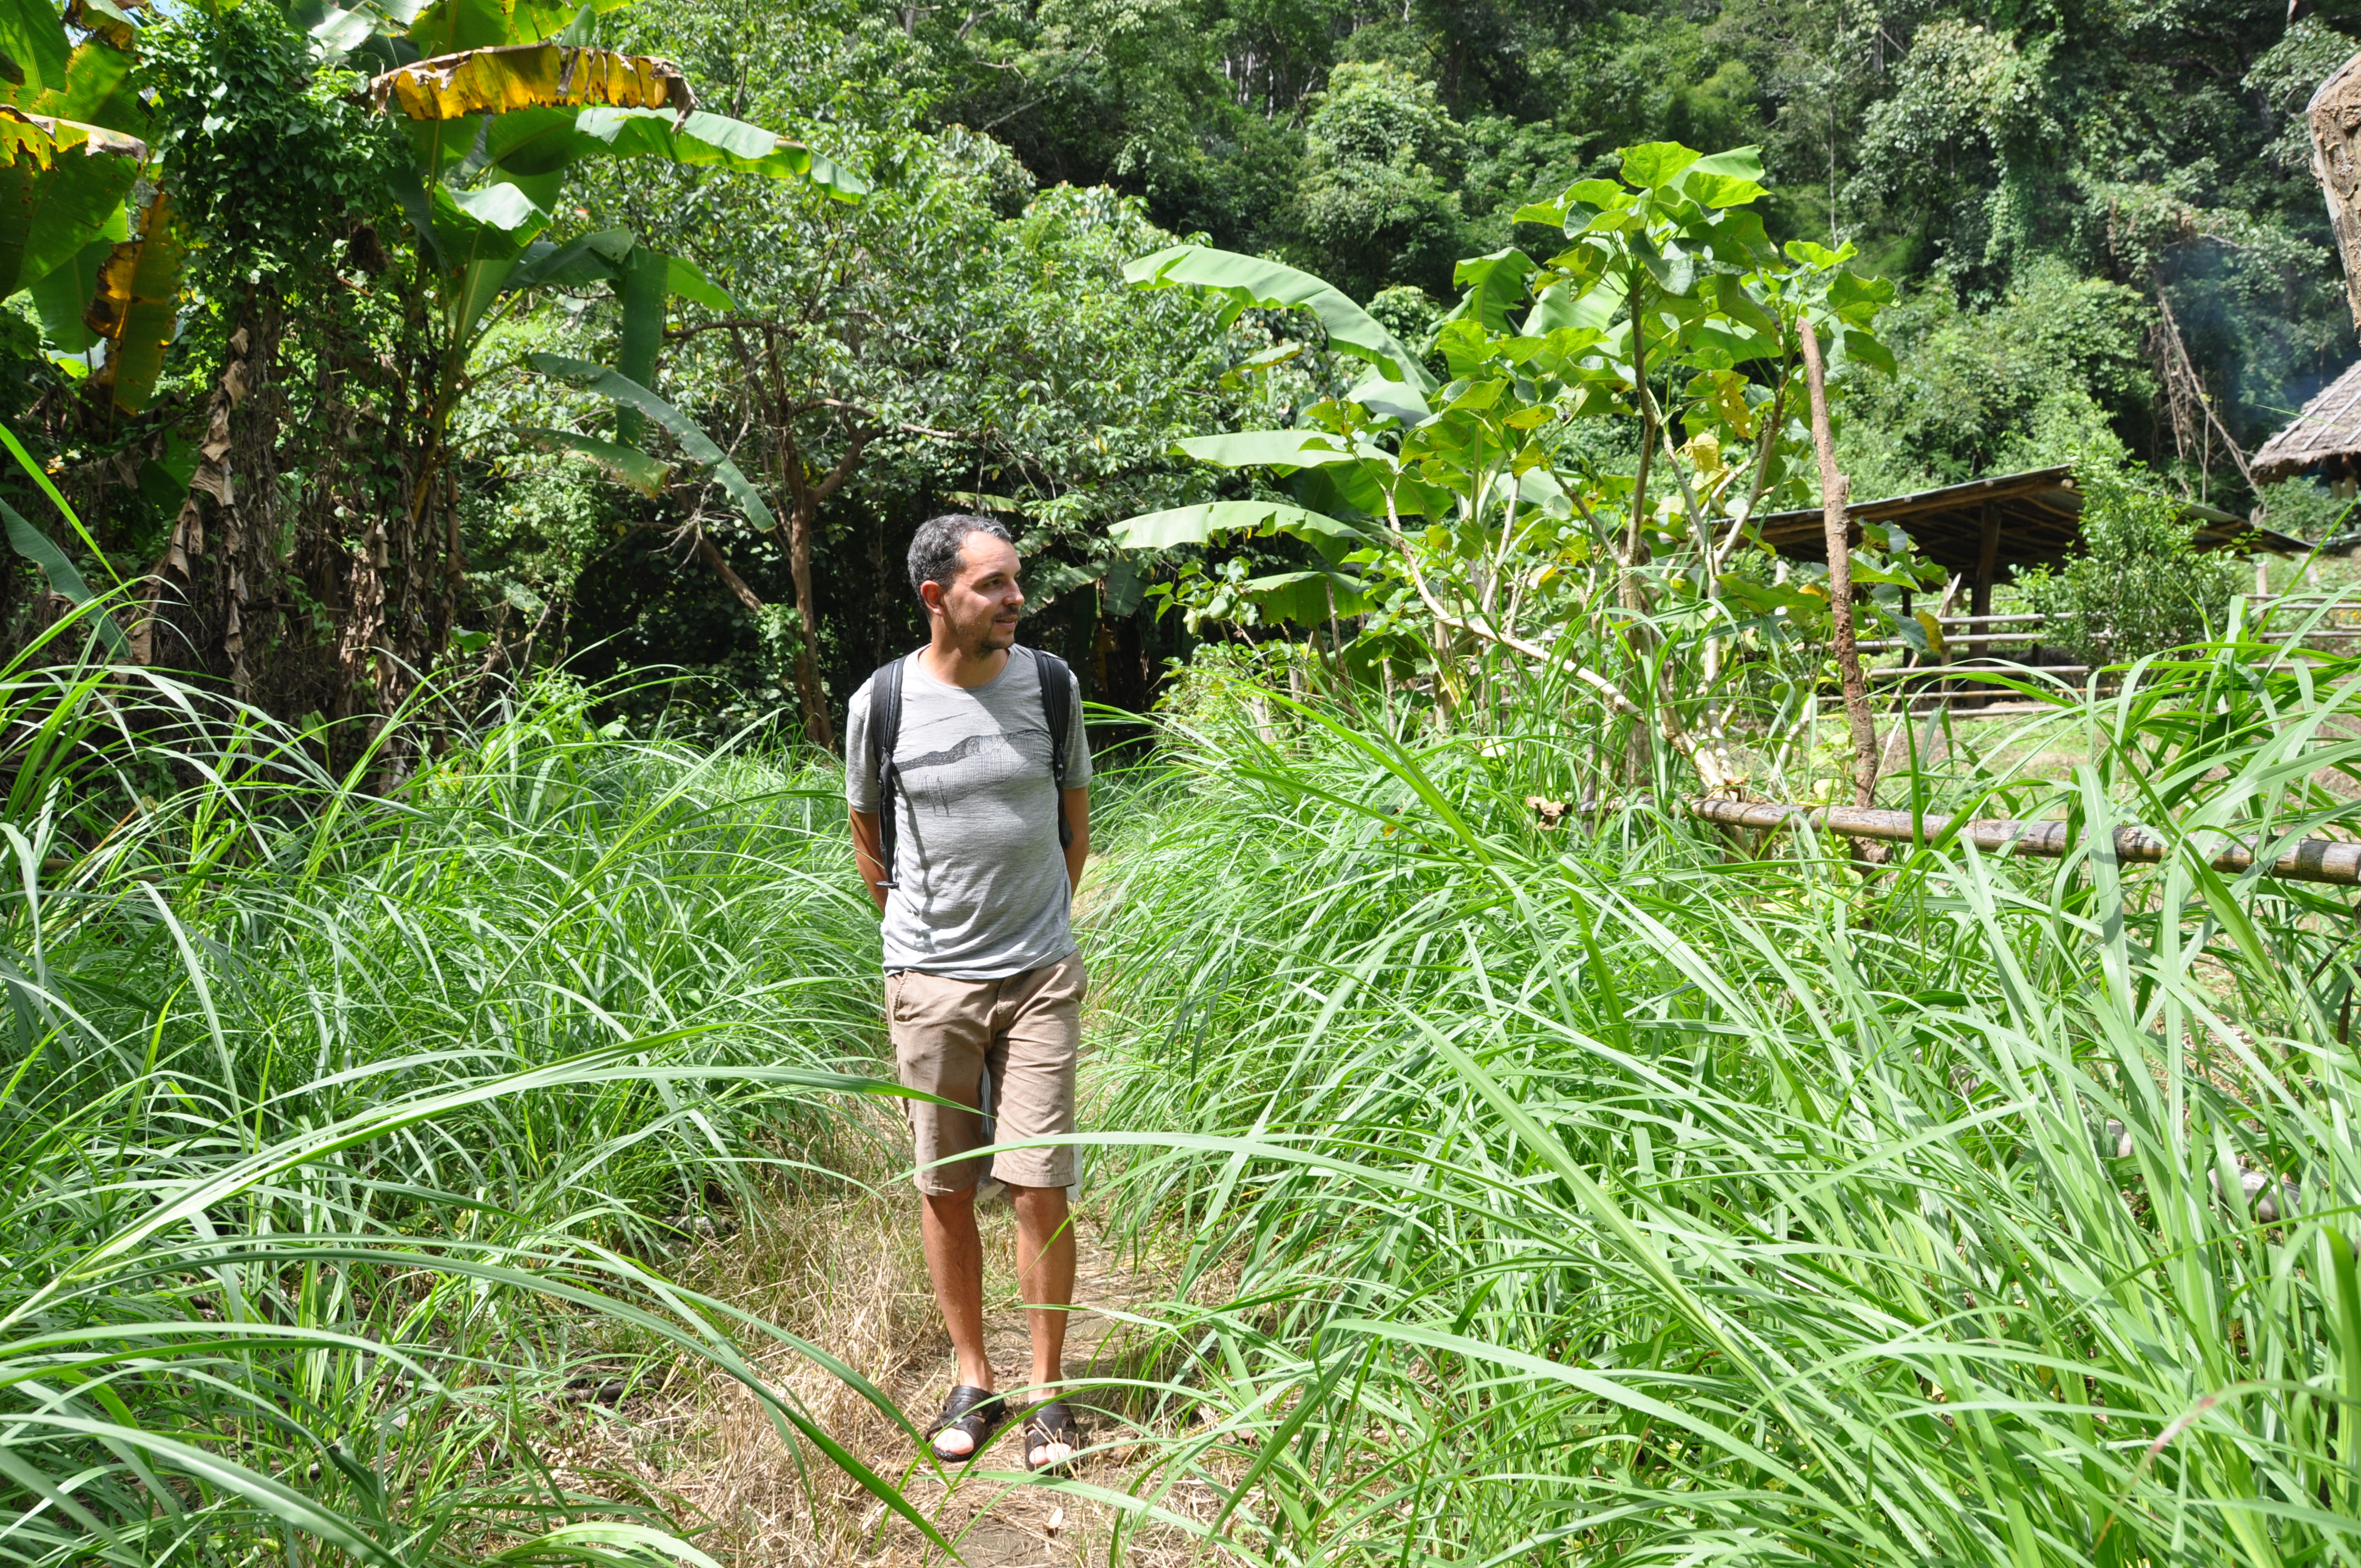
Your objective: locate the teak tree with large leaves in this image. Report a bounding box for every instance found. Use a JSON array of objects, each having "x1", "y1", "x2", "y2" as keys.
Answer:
[{"x1": 1115, "y1": 144, "x2": 1908, "y2": 794}]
